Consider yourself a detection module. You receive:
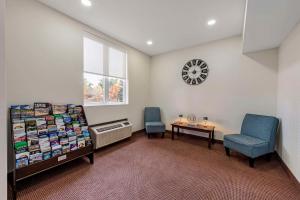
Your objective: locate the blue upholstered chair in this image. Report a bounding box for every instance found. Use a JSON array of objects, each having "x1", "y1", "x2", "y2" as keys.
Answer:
[
  {"x1": 144, "y1": 107, "x2": 165, "y2": 138},
  {"x1": 224, "y1": 114, "x2": 279, "y2": 167}
]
